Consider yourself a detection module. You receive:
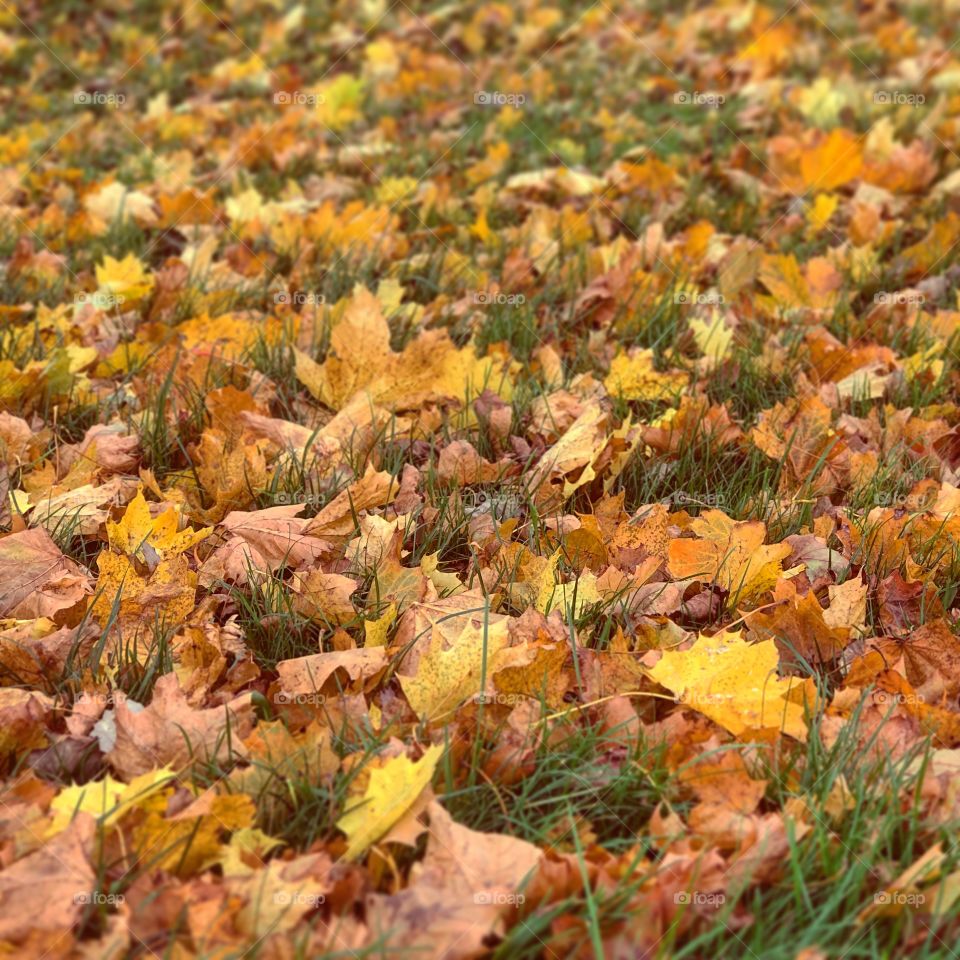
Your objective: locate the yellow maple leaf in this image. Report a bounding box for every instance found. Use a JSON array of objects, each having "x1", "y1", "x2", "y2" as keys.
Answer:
[
  {"x1": 758, "y1": 253, "x2": 810, "y2": 309},
  {"x1": 336, "y1": 744, "x2": 443, "y2": 860},
  {"x1": 91, "y1": 550, "x2": 201, "y2": 635},
  {"x1": 133, "y1": 793, "x2": 255, "y2": 877},
  {"x1": 399, "y1": 620, "x2": 510, "y2": 720},
  {"x1": 604, "y1": 348, "x2": 687, "y2": 401},
  {"x1": 807, "y1": 192, "x2": 839, "y2": 233},
  {"x1": 107, "y1": 487, "x2": 210, "y2": 562},
  {"x1": 205, "y1": 827, "x2": 285, "y2": 877},
  {"x1": 94, "y1": 253, "x2": 155, "y2": 302},
  {"x1": 190, "y1": 429, "x2": 269, "y2": 523},
  {"x1": 689, "y1": 311, "x2": 734, "y2": 363},
  {"x1": 375, "y1": 175, "x2": 418, "y2": 205},
  {"x1": 364, "y1": 602, "x2": 397, "y2": 647},
  {"x1": 294, "y1": 286, "x2": 498, "y2": 411},
  {"x1": 533, "y1": 549, "x2": 602, "y2": 617},
  {"x1": 47, "y1": 767, "x2": 175, "y2": 835},
  {"x1": 648, "y1": 629, "x2": 808, "y2": 740},
  {"x1": 175, "y1": 312, "x2": 286, "y2": 360},
  {"x1": 92, "y1": 488, "x2": 211, "y2": 633},
  {"x1": 315, "y1": 73, "x2": 366, "y2": 130},
  {"x1": 226, "y1": 187, "x2": 266, "y2": 226},
  {"x1": 796, "y1": 78, "x2": 847, "y2": 128}
]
